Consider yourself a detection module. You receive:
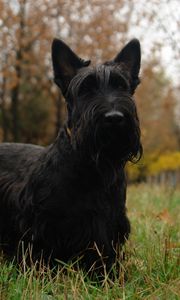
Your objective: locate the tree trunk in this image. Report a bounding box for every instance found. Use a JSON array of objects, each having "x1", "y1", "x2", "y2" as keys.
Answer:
[
  {"x1": 0, "y1": 73, "x2": 8, "y2": 141},
  {"x1": 10, "y1": 0, "x2": 26, "y2": 142},
  {"x1": 11, "y1": 49, "x2": 22, "y2": 142}
]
